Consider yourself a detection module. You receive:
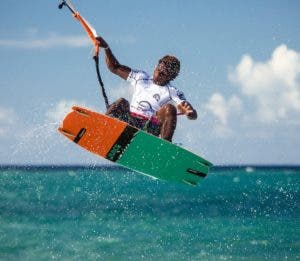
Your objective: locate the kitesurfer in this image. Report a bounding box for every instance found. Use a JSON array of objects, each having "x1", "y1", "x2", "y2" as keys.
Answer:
[{"x1": 96, "y1": 36, "x2": 197, "y2": 142}]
